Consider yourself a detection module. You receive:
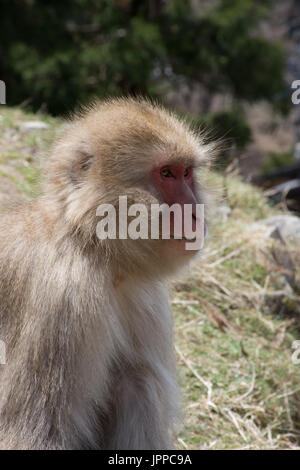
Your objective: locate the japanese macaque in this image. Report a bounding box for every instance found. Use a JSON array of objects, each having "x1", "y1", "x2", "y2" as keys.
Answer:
[{"x1": 0, "y1": 98, "x2": 213, "y2": 449}]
